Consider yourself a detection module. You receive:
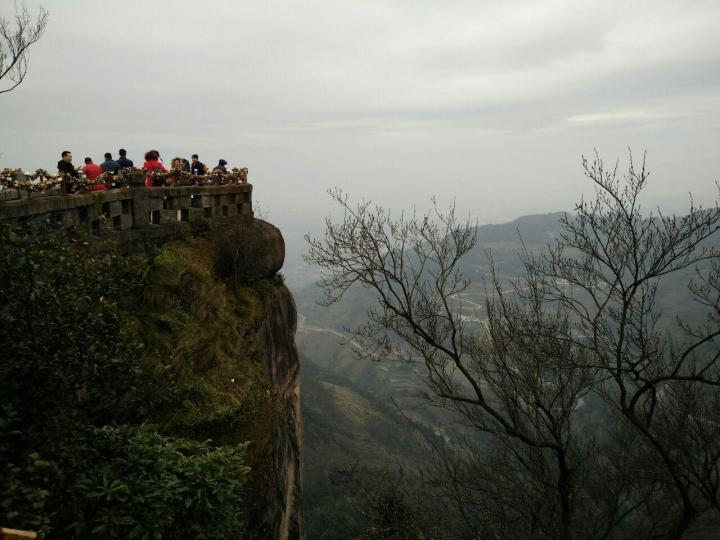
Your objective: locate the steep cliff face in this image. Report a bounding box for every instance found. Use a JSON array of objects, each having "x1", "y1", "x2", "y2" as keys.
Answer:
[
  {"x1": 136, "y1": 219, "x2": 303, "y2": 539},
  {"x1": 218, "y1": 220, "x2": 303, "y2": 539},
  {"x1": 248, "y1": 282, "x2": 303, "y2": 539}
]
